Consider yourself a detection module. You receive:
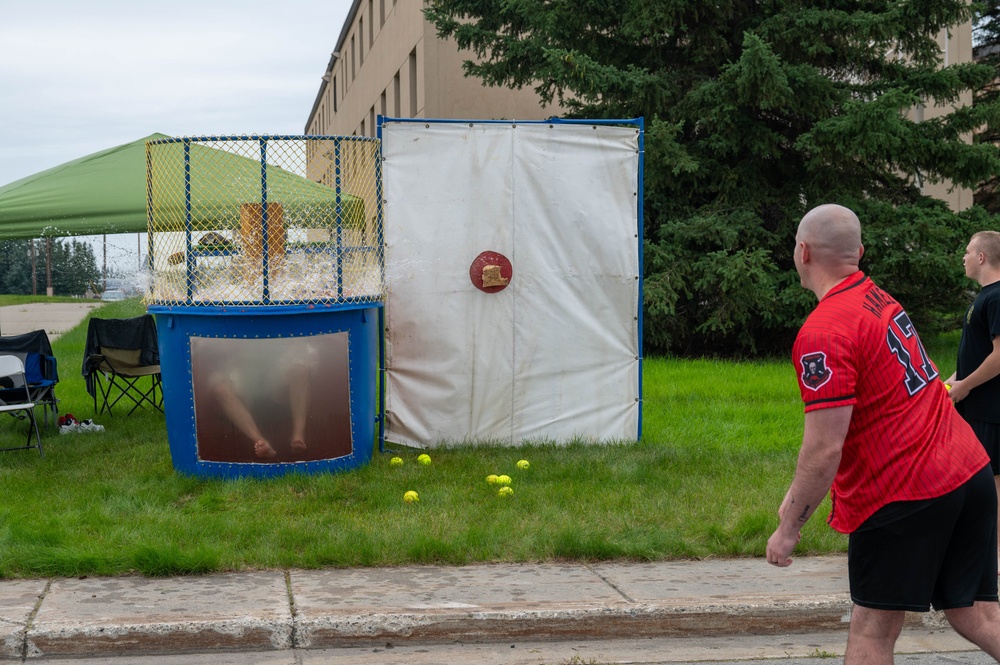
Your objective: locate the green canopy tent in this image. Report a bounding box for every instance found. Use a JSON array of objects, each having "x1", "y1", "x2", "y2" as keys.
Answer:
[
  {"x1": 0, "y1": 133, "x2": 166, "y2": 240},
  {"x1": 0, "y1": 133, "x2": 365, "y2": 241}
]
